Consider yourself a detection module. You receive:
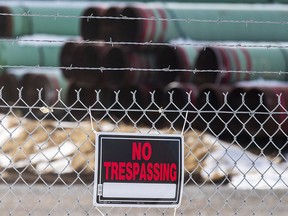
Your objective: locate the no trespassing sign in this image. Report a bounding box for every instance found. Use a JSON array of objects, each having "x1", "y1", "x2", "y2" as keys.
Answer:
[{"x1": 93, "y1": 132, "x2": 184, "y2": 208}]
